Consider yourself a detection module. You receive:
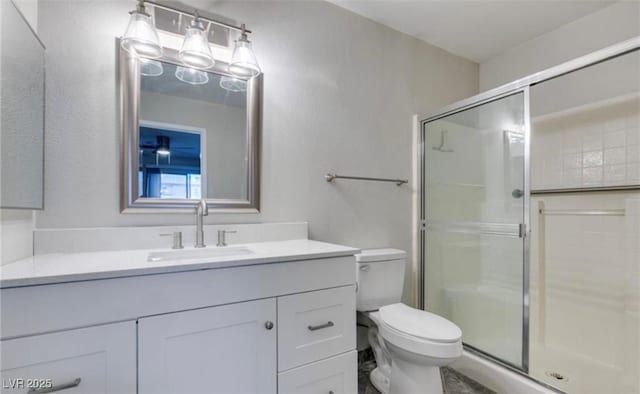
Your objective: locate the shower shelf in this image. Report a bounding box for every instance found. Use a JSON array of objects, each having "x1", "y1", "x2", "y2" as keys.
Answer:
[{"x1": 531, "y1": 91, "x2": 639, "y2": 123}]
